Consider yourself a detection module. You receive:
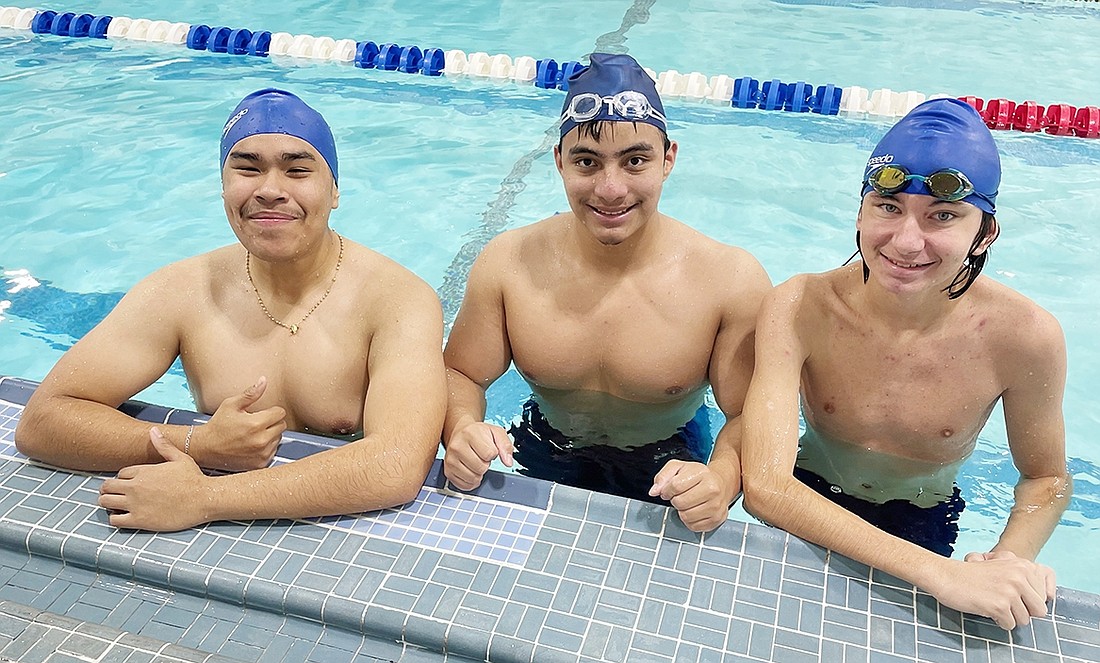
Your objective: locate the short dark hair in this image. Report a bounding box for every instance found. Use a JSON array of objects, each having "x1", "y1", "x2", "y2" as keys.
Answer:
[
  {"x1": 852, "y1": 212, "x2": 1001, "y2": 299},
  {"x1": 558, "y1": 119, "x2": 671, "y2": 154}
]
